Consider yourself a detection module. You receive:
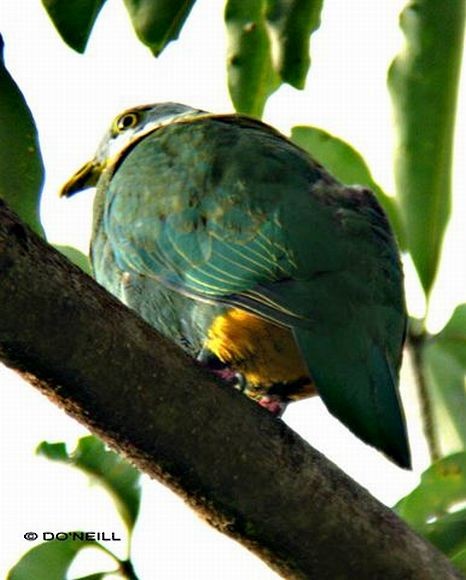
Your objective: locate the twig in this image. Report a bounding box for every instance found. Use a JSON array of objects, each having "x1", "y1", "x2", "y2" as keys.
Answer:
[{"x1": 408, "y1": 323, "x2": 441, "y2": 462}]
